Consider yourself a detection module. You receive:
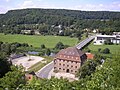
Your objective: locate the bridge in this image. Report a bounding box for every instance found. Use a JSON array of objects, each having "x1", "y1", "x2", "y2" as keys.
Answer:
[
  {"x1": 76, "y1": 36, "x2": 95, "y2": 50},
  {"x1": 36, "y1": 35, "x2": 95, "y2": 79}
]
